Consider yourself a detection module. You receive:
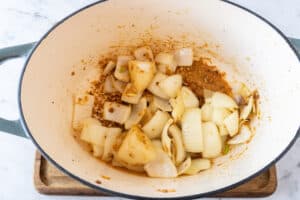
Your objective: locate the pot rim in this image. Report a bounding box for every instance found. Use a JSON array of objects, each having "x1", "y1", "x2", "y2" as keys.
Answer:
[{"x1": 17, "y1": 0, "x2": 300, "y2": 199}]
